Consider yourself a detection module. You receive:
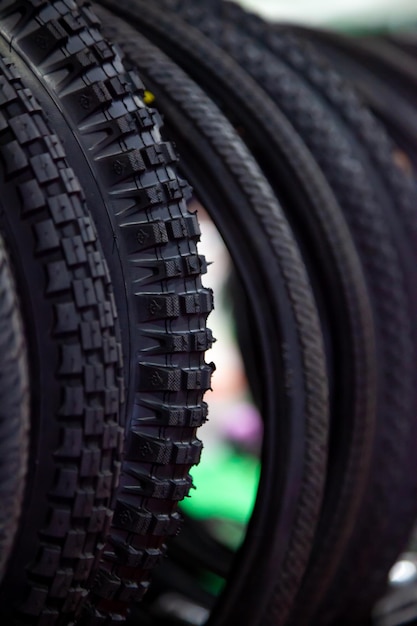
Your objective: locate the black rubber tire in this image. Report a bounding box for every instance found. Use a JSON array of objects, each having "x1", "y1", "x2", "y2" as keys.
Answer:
[
  {"x1": 151, "y1": 4, "x2": 417, "y2": 624},
  {"x1": 0, "y1": 51, "x2": 124, "y2": 624},
  {"x1": 0, "y1": 1, "x2": 214, "y2": 623},
  {"x1": 0, "y1": 231, "x2": 30, "y2": 584},
  {"x1": 283, "y1": 27, "x2": 417, "y2": 171},
  {"x1": 93, "y1": 8, "x2": 336, "y2": 626},
  {"x1": 115, "y1": 2, "x2": 417, "y2": 624},
  {"x1": 91, "y1": 14, "x2": 379, "y2": 625}
]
